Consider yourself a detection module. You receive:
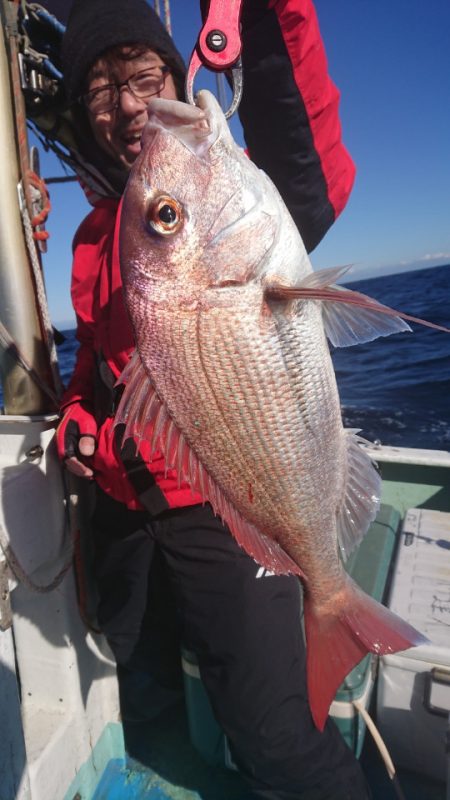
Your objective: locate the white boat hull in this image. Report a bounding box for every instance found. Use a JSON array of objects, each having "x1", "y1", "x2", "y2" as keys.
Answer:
[{"x1": 0, "y1": 415, "x2": 125, "y2": 800}]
